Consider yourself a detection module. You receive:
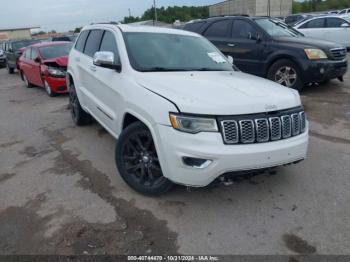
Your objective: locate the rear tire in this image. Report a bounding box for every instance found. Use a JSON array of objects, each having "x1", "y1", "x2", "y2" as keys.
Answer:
[
  {"x1": 116, "y1": 122, "x2": 173, "y2": 196},
  {"x1": 22, "y1": 73, "x2": 33, "y2": 88},
  {"x1": 267, "y1": 59, "x2": 303, "y2": 91},
  {"x1": 69, "y1": 83, "x2": 92, "y2": 126}
]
